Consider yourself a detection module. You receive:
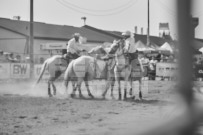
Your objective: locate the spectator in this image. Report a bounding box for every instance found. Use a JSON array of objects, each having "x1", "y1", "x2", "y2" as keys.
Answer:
[
  {"x1": 156, "y1": 53, "x2": 162, "y2": 62},
  {"x1": 3, "y1": 52, "x2": 10, "y2": 62},
  {"x1": 15, "y1": 55, "x2": 21, "y2": 63},
  {"x1": 148, "y1": 56, "x2": 157, "y2": 80},
  {"x1": 7, "y1": 53, "x2": 18, "y2": 62},
  {"x1": 167, "y1": 55, "x2": 174, "y2": 62},
  {"x1": 40, "y1": 57, "x2": 44, "y2": 64},
  {"x1": 141, "y1": 55, "x2": 149, "y2": 65},
  {"x1": 159, "y1": 54, "x2": 164, "y2": 62}
]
